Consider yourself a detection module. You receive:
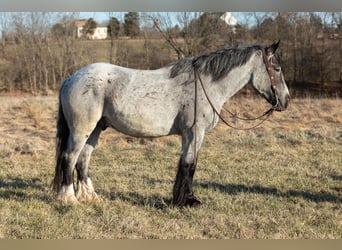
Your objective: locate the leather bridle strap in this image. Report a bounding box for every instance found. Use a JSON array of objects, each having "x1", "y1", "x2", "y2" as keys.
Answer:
[
  {"x1": 261, "y1": 48, "x2": 279, "y2": 108},
  {"x1": 193, "y1": 68, "x2": 275, "y2": 131}
]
